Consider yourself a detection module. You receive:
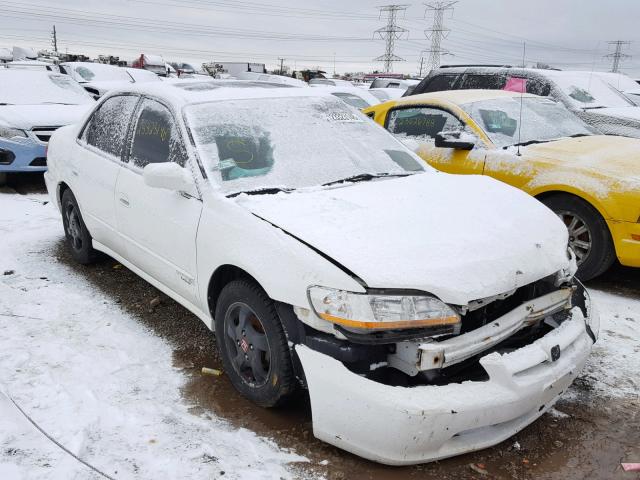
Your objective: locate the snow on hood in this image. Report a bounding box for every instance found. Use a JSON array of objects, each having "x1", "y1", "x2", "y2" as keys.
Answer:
[
  {"x1": 236, "y1": 173, "x2": 570, "y2": 305},
  {"x1": 0, "y1": 104, "x2": 92, "y2": 130},
  {"x1": 524, "y1": 135, "x2": 640, "y2": 181},
  {"x1": 590, "y1": 106, "x2": 640, "y2": 121}
]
